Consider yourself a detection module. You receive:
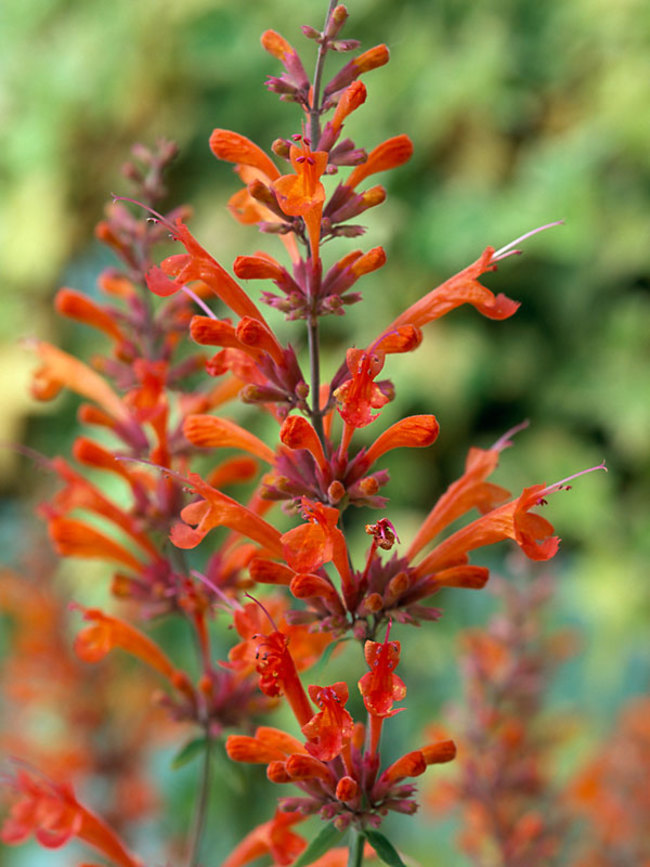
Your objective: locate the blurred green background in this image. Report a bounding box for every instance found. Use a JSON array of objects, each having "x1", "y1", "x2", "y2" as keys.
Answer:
[{"x1": 1, "y1": 0, "x2": 649, "y2": 864}]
